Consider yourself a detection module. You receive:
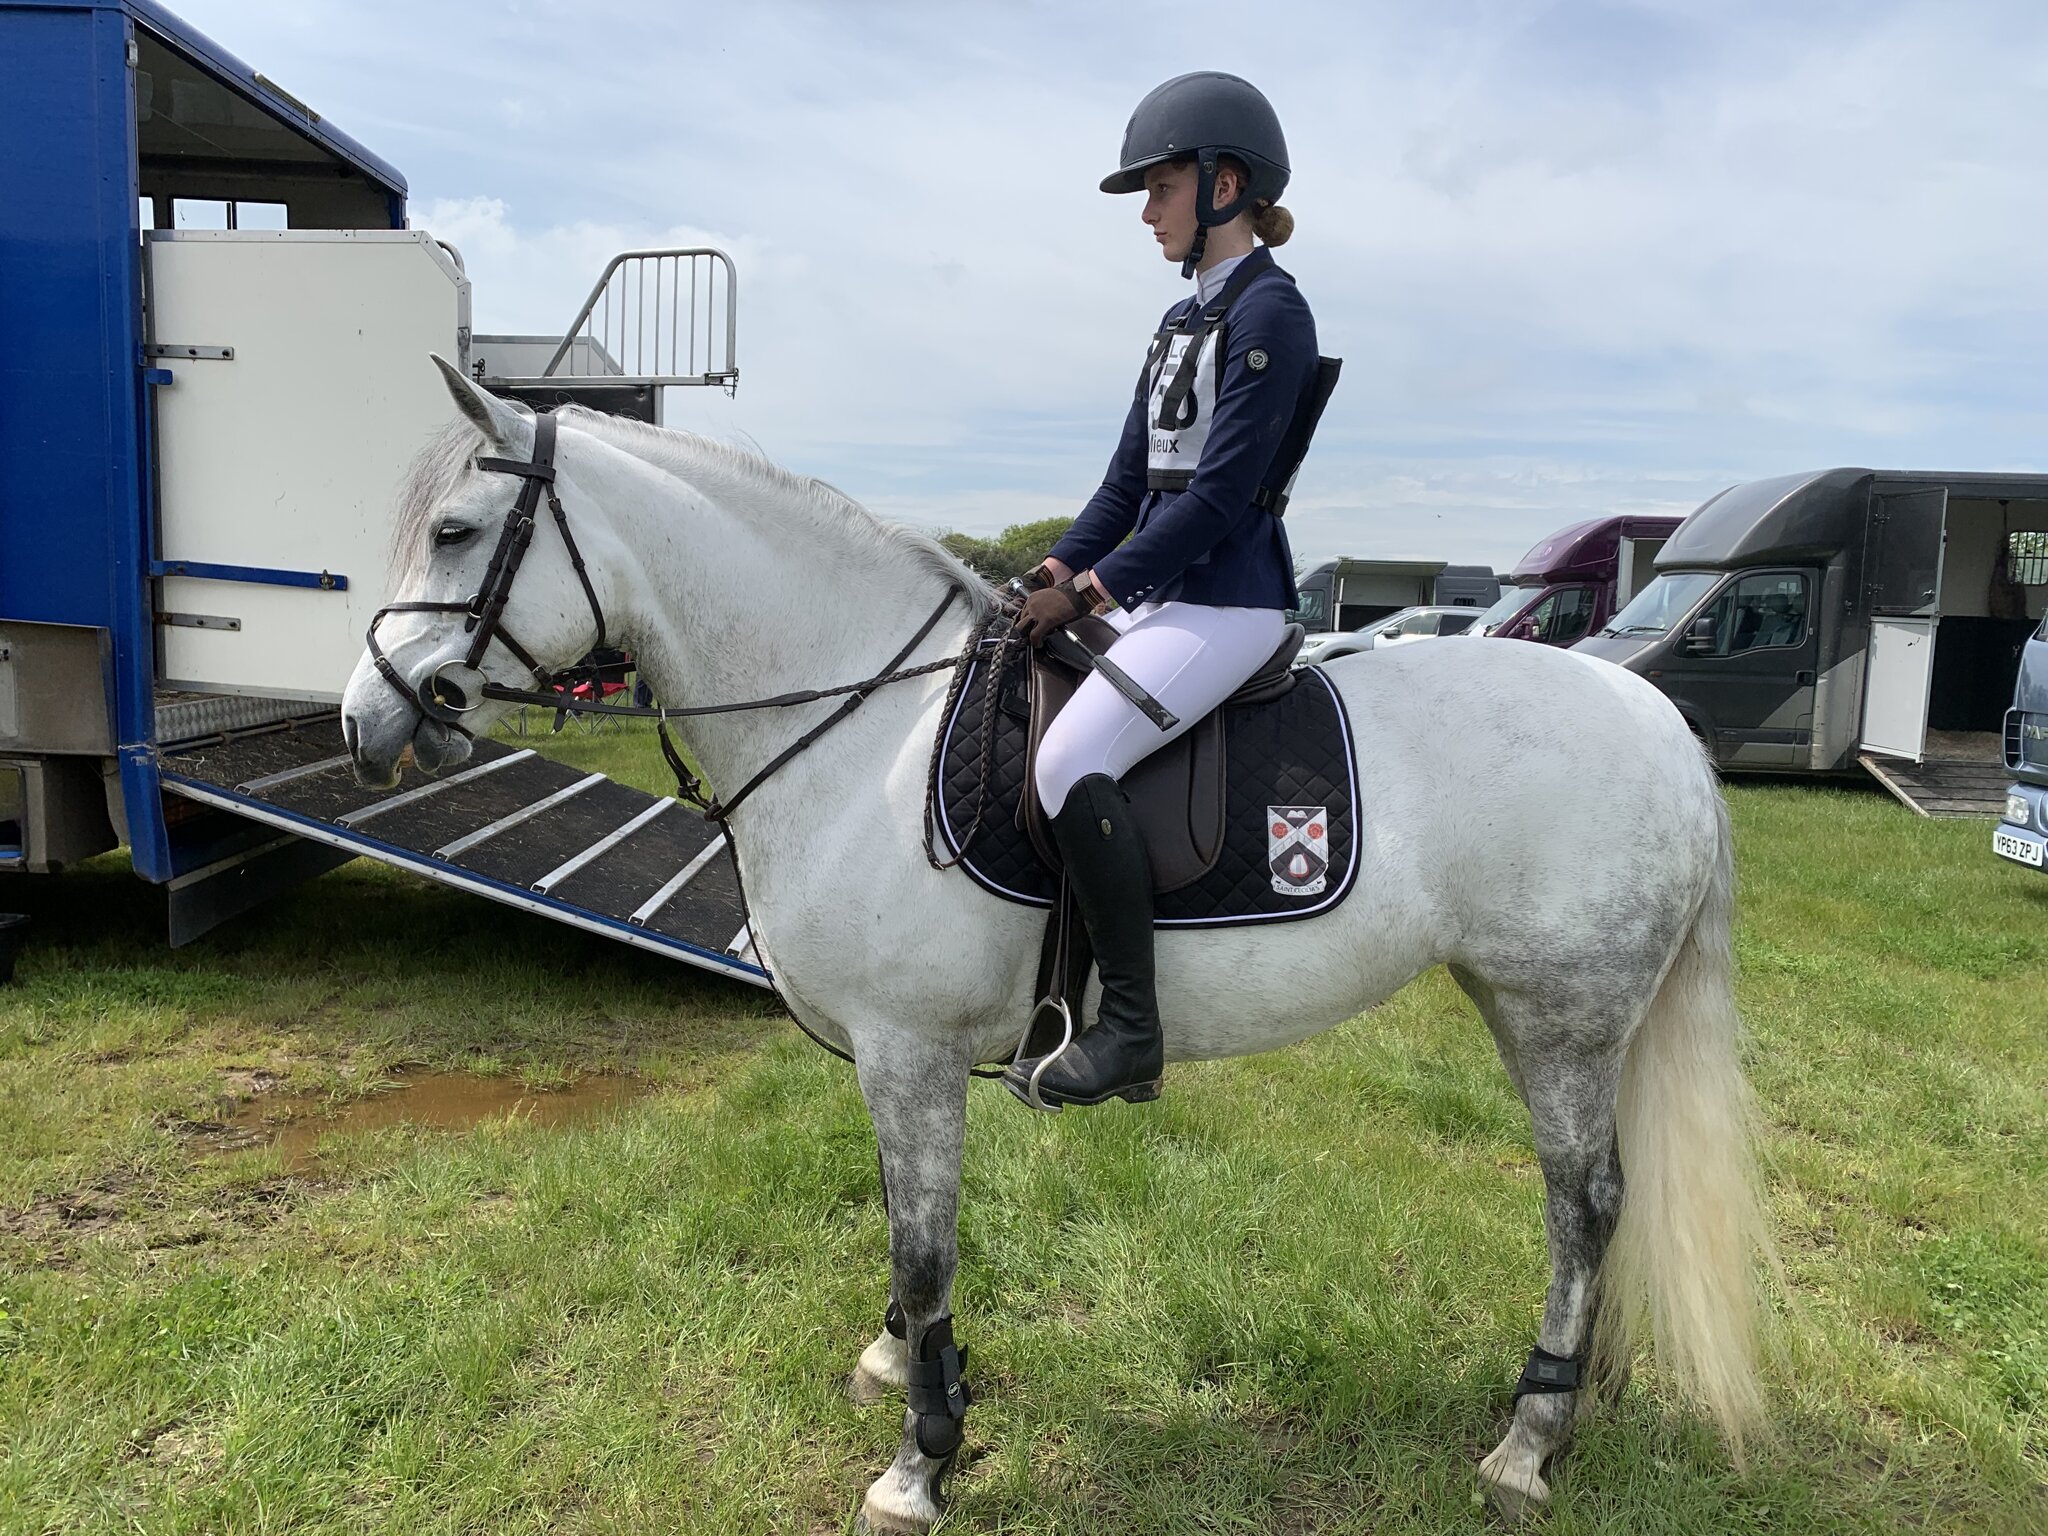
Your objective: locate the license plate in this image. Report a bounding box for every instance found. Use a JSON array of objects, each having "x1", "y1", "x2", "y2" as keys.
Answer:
[{"x1": 1994, "y1": 829, "x2": 2045, "y2": 867}]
